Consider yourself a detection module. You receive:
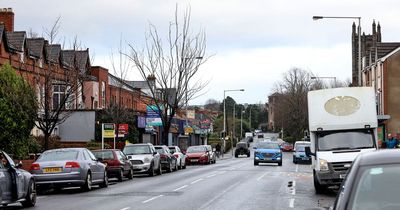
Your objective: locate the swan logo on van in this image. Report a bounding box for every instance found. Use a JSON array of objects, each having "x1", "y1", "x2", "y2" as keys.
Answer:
[{"x1": 324, "y1": 96, "x2": 361, "y2": 116}]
